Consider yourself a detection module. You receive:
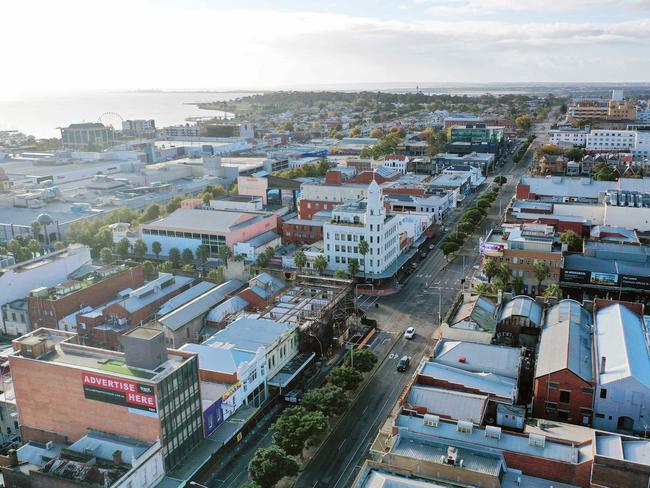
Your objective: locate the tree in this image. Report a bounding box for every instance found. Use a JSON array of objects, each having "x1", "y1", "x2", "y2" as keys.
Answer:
[
  {"x1": 544, "y1": 283, "x2": 562, "y2": 301},
  {"x1": 328, "y1": 366, "x2": 363, "y2": 391},
  {"x1": 493, "y1": 176, "x2": 507, "y2": 186},
  {"x1": 271, "y1": 406, "x2": 328, "y2": 457},
  {"x1": 207, "y1": 267, "x2": 225, "y2": 284},
  {"x1": 344, "y1": 348, "x2": 377, "y2": 373},
  {"x1": 166, "y1": 196, "x2": 184, "y2": 214},
  {"x1": 492, "y1": 277, "x2": 507, "y2": 292},
  {"x1": 100, "y1": 247, "x2": 113, "y2": 264},
  {"x1": 533, "y1": 261, "x2": 550, "y2": 292},
  {"x1": 334, "y1": 269, "x2": 348, "y2": 278},
  {"x1": 27, "y1": 239, "x2": 41, "y2": 258},
  {"x1": 560, "y1": 103, "x2": 568, "y2": 114},
  {"x1": 358, "y1": 239, "x2": 369, "y2": 278},
  {"x1": 31, "y1": 221, "x2": 41, "y2": 241},
  {"x1": 512, "y1": 276, "x2": 525, "y2": 295},
  {"x1": 143, "y1": 260, "x2": 157, "y2": 280},
  {"x1": 475, "y1": 199, "x2": 491, "y2": 210},
  {"x1": 592, "y1": 162, "x2": 618, "y2": 181},
  {"x1": 474, "y1": 282, "x2": 494, "y2": 295},
  {"x1": 151, "y1": 241, "x2": 162, "y2": 260},
  {"x1": 515, "y1": 115, "x2": 532, "y2": 131},
  {"x1": 116, "y1": 238, "x2": 130, "y2": 260},
  {"x1": 314, "y1": 254, "x2": 328, "y2": 275},
  {"x1": 483, "y1": 258, "x2": 498, "y2": 283},
  {"x1": 168, "y1": 247, "x2": 181, "y2": 268},
  {"x1": 349, "y1": 127, "x2": 361, "y2": 137},
  {"x1": 256, "y1": 252, "x2": 270, "y2": 268},
  {"x1": 564, "y1": 147, "x2": 584, "y2": 162},
  {"x1": 496, "y1": 262, "x2": 511, "y2": 285},
  {"x1": 301, "y1": 385, "x2": 349, "y2": 417},
  {"x1": 219, "y1": 245, "x2": 232, "y2": 268},
  {"x1": 294, "y1": 250, "x2": 307, "y2": 274},
  {"x1": 248, "y1": 445, "x2": 299, "y2": 488},
  {"x1": 181, "y1": 248, "x2": 194, "y2": 265},
  {"x1": 347, "y1": 258, "x2": 360, "y2": 278},
  {"x1": 133, "y1": 239, "x2": 147, "y2": 258},
  {"x1": 440, "y1": 241, "x2": 460, "y2": 260},
  {"x1": 457, "y1": 221, "x2": 475, "y2": 235},
  {"x1": 158, "y1": 260, "x2": 174, "y2": 273},
  {"x1": 141, "y1": 203, "x2": 161, "y2": 222},
  {"x1": 53, "y1": 241, "x2": 65, "y2": 251},
  {"x1": 369, "y1": 128, "x2": 384, "y2": 139},
  {"x1": 560, "y1": 230, "x2": 583, "y2": 252},
  {"x1": 461, "y1": 209, "x2": 482, "y2": 224}
]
